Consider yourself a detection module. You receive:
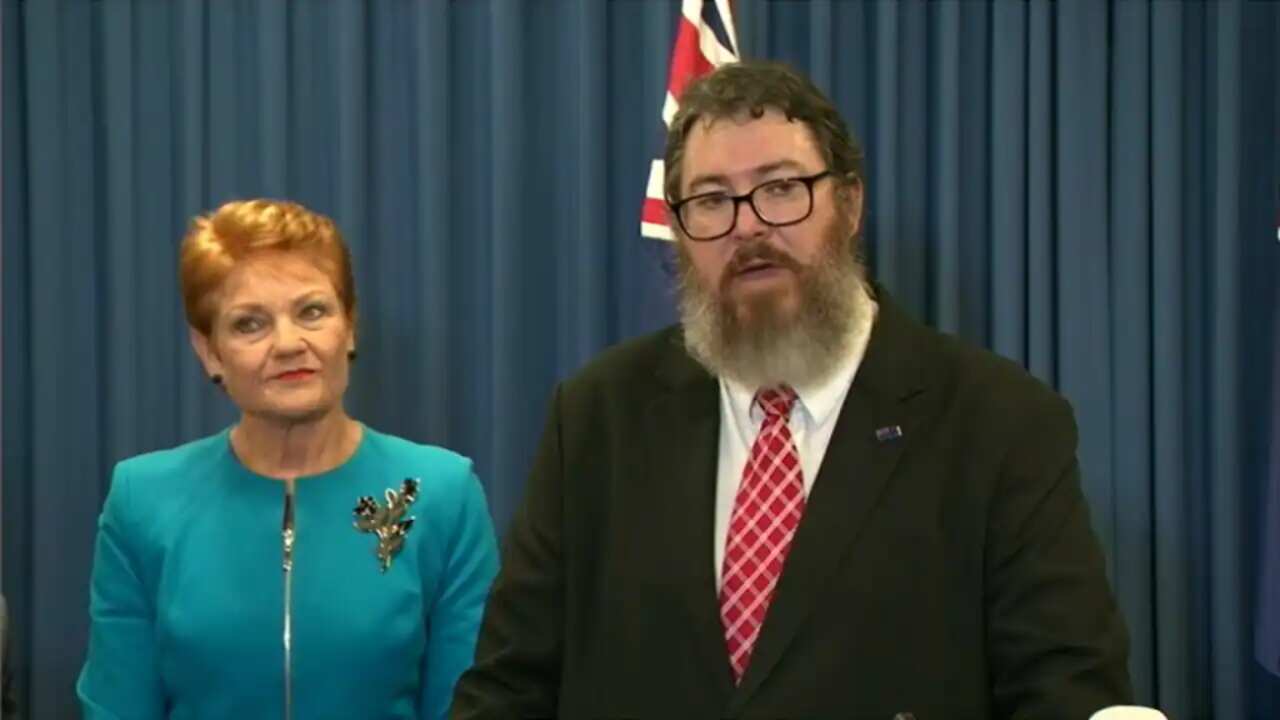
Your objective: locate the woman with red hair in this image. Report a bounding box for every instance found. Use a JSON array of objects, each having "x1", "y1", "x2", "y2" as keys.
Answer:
[{"x1": 78, "y1": 199, "x2": 498, "y2": 720}]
